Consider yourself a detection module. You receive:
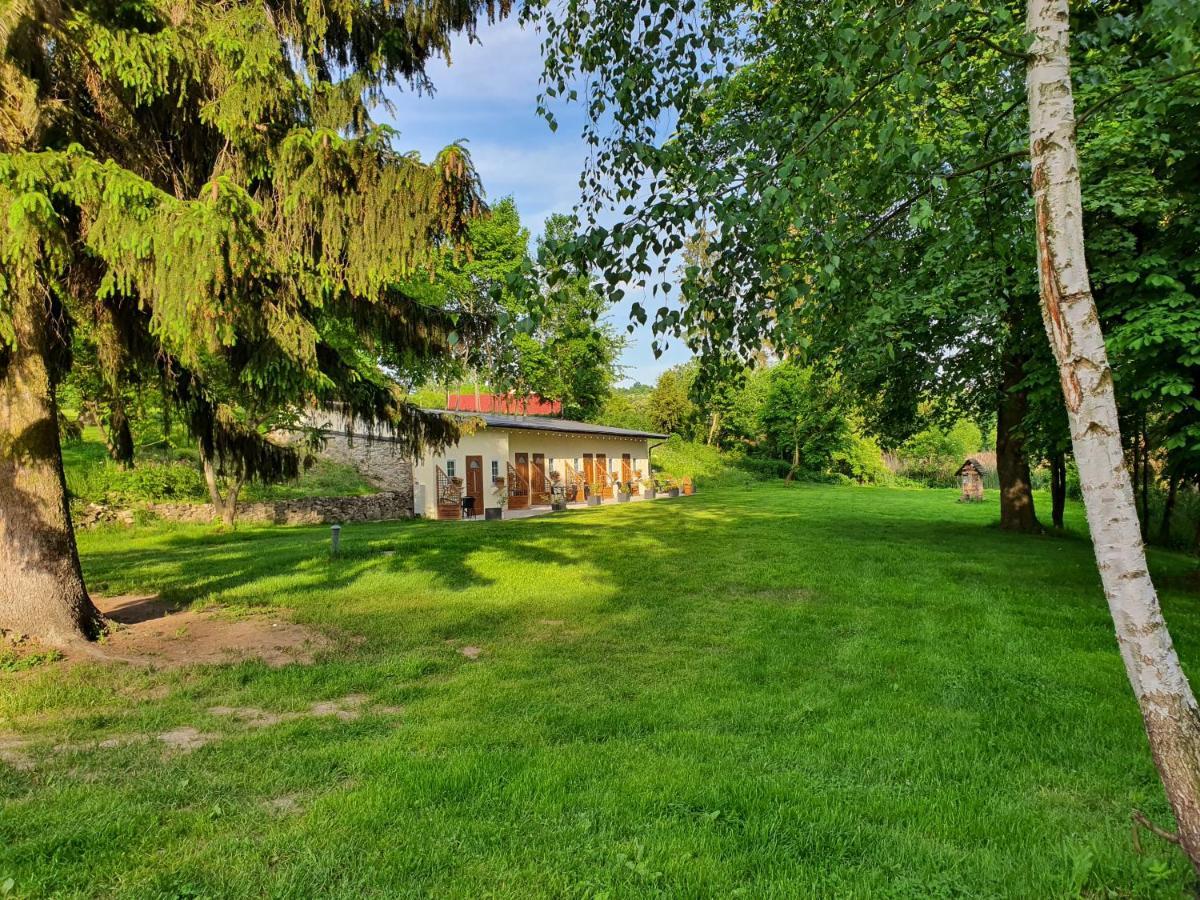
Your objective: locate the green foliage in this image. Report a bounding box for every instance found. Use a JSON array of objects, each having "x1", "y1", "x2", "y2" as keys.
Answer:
[
  {"x1": 0, "y1": 648, "x2": 63, "y2": 673},
  {"x1": 69, "y1": 459, "x2": 209, "y2": 506},
  {"x1": 2, "y1": 0, "x2": 511, "y2": 504},
  {"x1": 650, "y1": 436, "x2": 726, "y2": 481},
  {"x1": 530, "y1": 0, "x2": 1200, "y2": 536},
  {"x1": 410, "y1": 205, "x2": 625, "y2": 420},
  {"x1": 758, "y1": 363, "x2": 852, "y2": 478},
  {"x1": 61, "y1": 429, "x2": 372, "y2": 505},
  {"x1": 515, "y1": 214, "x2": 625, "y2": 419},
  {"x1": 832, "y1": 430, "x2": 893, "y2": 486},
  {"x1": 895, "y1": 419, "x2": 987, "y2": 487},
  {"x1": 593, "y1": 388, "x2": 656, "y2": 433},
  {"x1": 648, "y1": 363, "x2": 698, "y2": 437}
]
